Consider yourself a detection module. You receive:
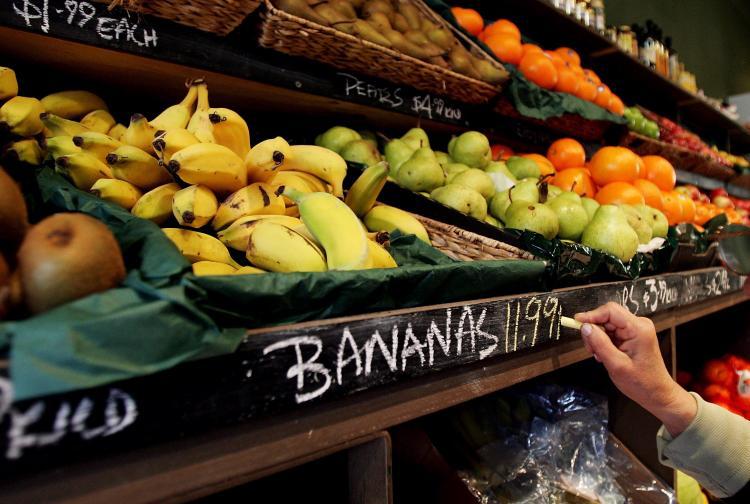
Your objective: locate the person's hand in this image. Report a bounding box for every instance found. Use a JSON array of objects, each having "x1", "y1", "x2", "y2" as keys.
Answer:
[{"x1": 575, "y1": 302, "x2": 697, "y2": 437}]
